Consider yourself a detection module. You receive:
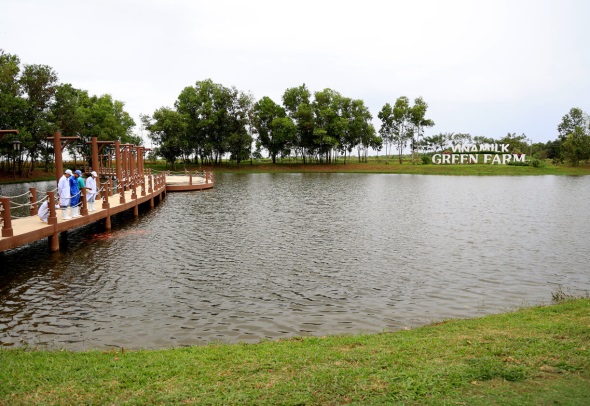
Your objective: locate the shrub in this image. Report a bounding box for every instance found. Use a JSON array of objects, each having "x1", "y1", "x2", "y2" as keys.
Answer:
[
  {"x1": 507, "y1": 160, "x2": 530, "y2": 166},
  {"x1": 421, "y1": 155, "x2": 431, "y2": 165},
  {"x1": 531, "y1": 158, "x2": 546, "y2": 168}
]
